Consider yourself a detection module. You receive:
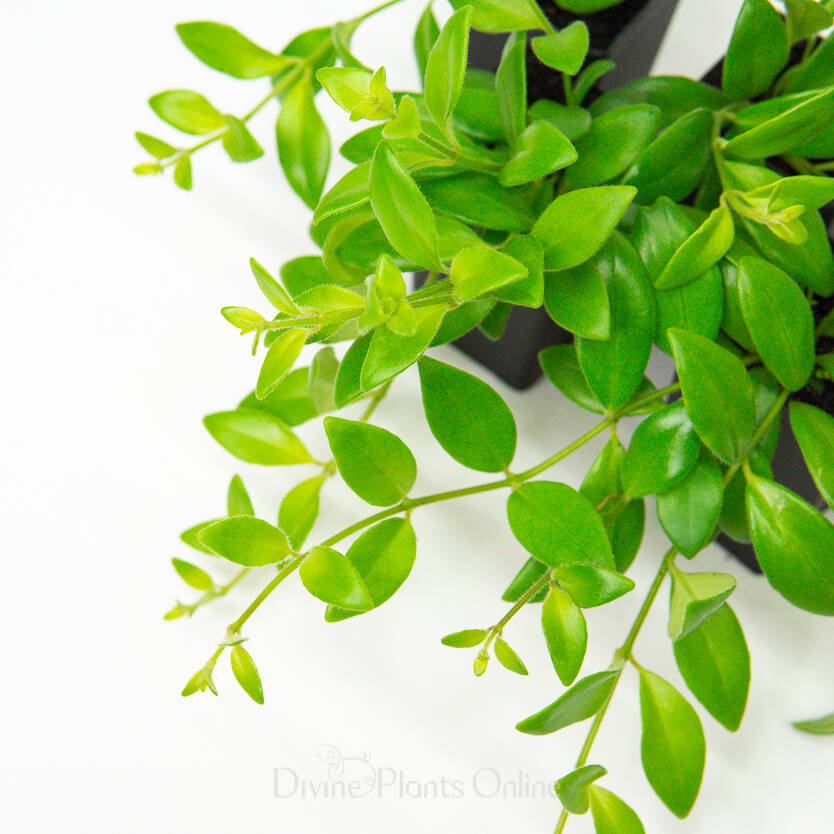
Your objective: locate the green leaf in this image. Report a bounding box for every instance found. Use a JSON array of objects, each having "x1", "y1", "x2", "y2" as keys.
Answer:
[
  {"x1": 790, "y1": 402, "x2": 834, "y2": 511},
  {"x1": 669, "y1": 568, "x2": 737, "y2": 641},
  {"x1": 542, "y1": 586, "x2": 587, "y2": 686},
  {"x1": 794, "y1": 713, "x2": 834, "y2": 735},
  {"x1": 173, "y1": 156, "x2": 192, "y2": 190},
  {"x1": 442, "y1": 629, "x2": 488, "y2": 648},
  {"x1": 424, "y1": 5, "x2": 471, "y2": 132},
  {"x1": 507, "y1": 481, "x2": 615, "y2": 569},
  {"x1": 325, "y1": 518, "x2": 417, "y2": 621},
  {"x1": 554, "y1": 564, "x2": 635, "y2": 608},
  {"x1": 674, "y1": 603, "x2": 750, "y2": 732},
  {"x1": 277, "y1": 79, "x2": 330, "y2": 209},
  {"x1": 313, "y1": 163, "x2": 371, "y2": 225},
  {"x1": 723, "y1": 0, "x2": 789, "y2": 101},
  {"x1": 563, "y1": 104, "x2": 661, "y2": 189},
  {"x1": 249, "y1": 258, "x2": 298, "y2": 315},
  {"x1": 370, "y1": 142, "x2": 440, "y2": 270},
  {"x1": 256, "y1": 328, "x2": 306, "y2": 400},
  {"x1": 575, "y1": 233, "x2": 655, "y2": 409},
  {"x1": 324, "y1": 417, "x2": 416, "y2": 506},
  {"x1": 781, "y1": 25, "x2": 834, "y2": 93},
  {"x1": 240, "y1": 368, "x2": 318, "y2": 427},
  {"x1": 222, "y1": 115, "x2": 263, "y2": 162},
  {"x1": 655, "y1": 206, "x2": 735, "y2": 290},
  {"x1": 554, "y1": 764, "x2": 606, "y2": 815},
  {"x1": 135, "y1": 131, "x2": 176, "y2": 159},
  {"x1": 528, "y1": 100, "x2": 591, "y2": 141},
  {"x1": 414, "y1": 3, "x2": 440, "y2": 77},
  {"x1": 383, "y1": 95, "x2": 421, "y2": 139},
  {"x1": 500, "y1": 120, "x2": 577, "y2": 187},
  {"x1": 658, "y1": 454, "x2": 724, "y2": 557},
  {"x1": 176, "y1": 21, "x2": 289, "y2": 79},
  {"x1": 204, "y1": 409, "x2": 312, "y2": 465},
  {"x1": 532, "y1": 186, "x2": 637, "y2": 271},
  {"x1": 516, "y1": 670, "x2": 619, "y2": 735},
  {"x1": 786, "y1": 0, "x2": 833, "y2": 43},
  {"x1": 540, "y1": 344, "x2": 605, "y2": 413},
  {"x1": 449, "y1": 246, "x2": 528, "y2": 302},
  {"x1": 181, "y1": 520, "x2": 222, "y2": 554},
  {"x1": 449, "y1": 0, "x2": 540, "y2": 32},
  {"x1": 638, "y1": 667, "x2": 706, "y2": 819},
  {"x1": 278, "y1": 476, "x2": 323, "y2": 550},
  {"x1": 668, "y1": 329, "x2": 756, "y2": 464},
  {"x1": 589, "y1": 787, "x2": 646, "y2": 834},
  {"x1": 725, "y1": 87, "x2": 834, "y2": 159},
  {"x1": 418, "y1": 356, "x2": 516, "y2": 472},
  {"x1": 230, "y1": 646, "x2": 264, "y2": 704},
  {"x1": 227, "y1": 474, "x2": 254, "y2": 517},
  {"x1": 171, "y1": 558, "x2": 213, "y2": 591},
  {"x1": 149, "y1": 90, "x2": 225, "y2": 135},
  {"x1": 300, "y1": 546, "x2": 373, "y2": 611},
  {"x1": 198, "y1": 516, "x2": 291, "y2": 566},
  {"x1": 309, "y1": 347, "x2": 339, "y2": 413},
  {"x1": 495, "y1": 32, "x2": 527, "y2": 145},
  {"x1": 622, "y1": 401, "x2": 701, "y2": 498},
  {"x1": 737, "y1": 257, "x2": 815, "y2": 392},
  {"x1": 503, "y1": 557, "x2": 550, "y2": 603},
  {"x1": 746, "y1": 475, "x2": 834, "y2": 615},
  {"x1": 494, "y1": 637, "x2": 528, "y2": 675},
  {"x1": 621, "y1": 109, "x2": 713, "y2": 204},
  {"x1": 361, "y1": 305, "x2": 445, "y2": 390},
  {"x1": 493, "y1": 235, "x2": 545, "y2": 308},
  {"x1": 557, "y1": 0, "x2": 622, "y2": 9},
  {"x1": 544, "y1": 259, "x2": 610, "y2": 340},
  {"x1": 531, "y1": 22, "x2": 589, "y2": 75}
]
